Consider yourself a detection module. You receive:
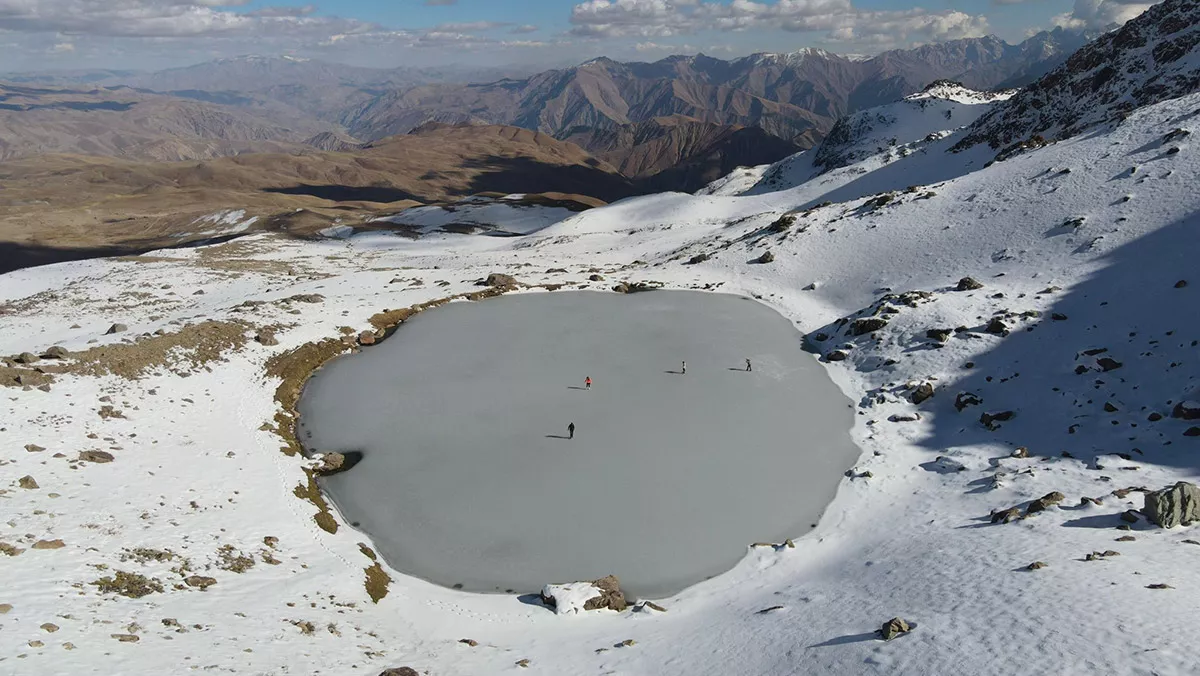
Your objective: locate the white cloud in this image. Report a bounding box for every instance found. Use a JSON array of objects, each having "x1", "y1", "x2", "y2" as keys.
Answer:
[
  {"x1": 1052, "y1": 0, "x2": 1156, "y2": 30},
  {"x1": 0, "y1": 0, "x2": 374, "y2": 39},
  {"x1": 568, "y1": 0, "x2": 990, "y2": 47}
]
